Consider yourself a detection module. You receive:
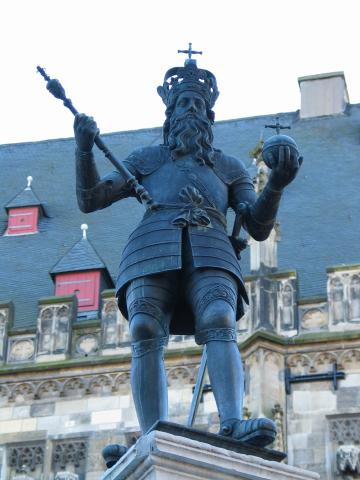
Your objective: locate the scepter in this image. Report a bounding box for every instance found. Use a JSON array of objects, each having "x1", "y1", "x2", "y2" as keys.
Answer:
[{"x1": 36, "y1": 66, "x2": 156, "y2": 209}]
